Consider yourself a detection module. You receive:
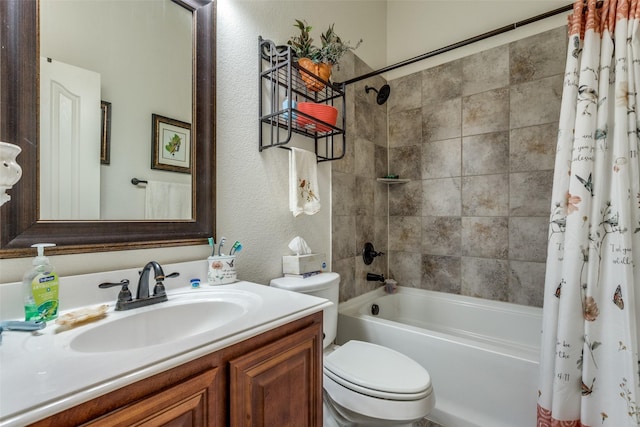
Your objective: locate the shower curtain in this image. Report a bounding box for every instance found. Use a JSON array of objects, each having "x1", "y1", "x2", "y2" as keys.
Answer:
[{"x1": 537, "y1": 0, "x2": 640, "y2": 425}]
